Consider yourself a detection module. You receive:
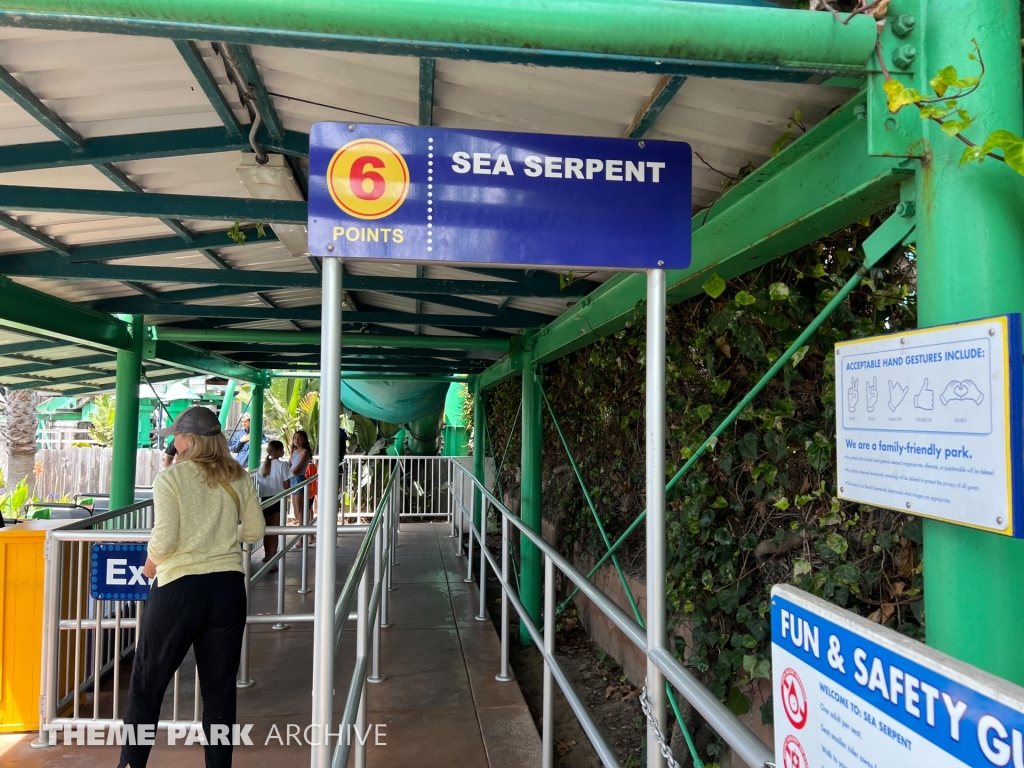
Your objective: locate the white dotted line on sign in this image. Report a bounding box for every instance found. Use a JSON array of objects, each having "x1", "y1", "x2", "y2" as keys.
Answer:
[{"x1": 427, "y1": 137, "x2": 434, "y2": 252}]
